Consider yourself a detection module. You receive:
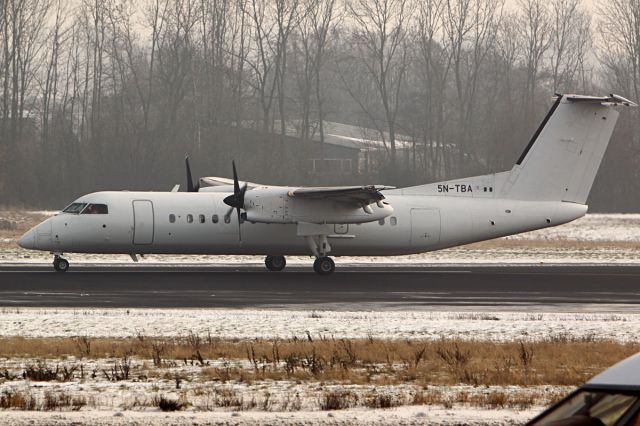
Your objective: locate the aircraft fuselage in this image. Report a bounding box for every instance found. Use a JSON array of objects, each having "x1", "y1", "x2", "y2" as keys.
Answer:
[{"x1": 20, "y1": 190, "x2": 587, "y2": 257}]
